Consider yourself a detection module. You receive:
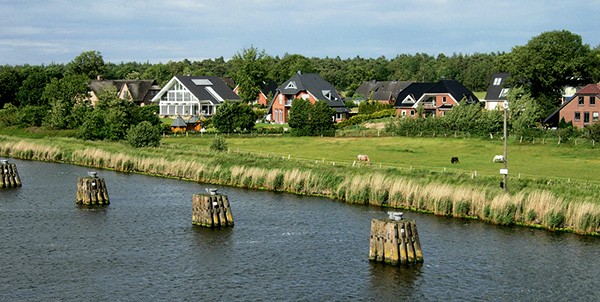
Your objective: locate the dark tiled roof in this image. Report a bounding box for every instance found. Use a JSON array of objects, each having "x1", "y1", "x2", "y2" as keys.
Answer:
[
  {"x1": 274, "y1": 72, "x2": 348, "y2": 112},
  {"x1": 394, "y1": 80, "x2": 478, "y2": 107},
  {"x1": 89, "y1": 79, "x2": 160, "y2": 104},
  {"x1": 484, "y1": 72, "x2": 510, "y2": 101},
  {"x1": 175, "y1": 76, "x2": 241, "y2": 105},
  {"x1": 171, "y1": 116, "x2": 187, "y2": 127},
  {"x1": 355, "y1": 80, "x2": 414, "y2": 100}
]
